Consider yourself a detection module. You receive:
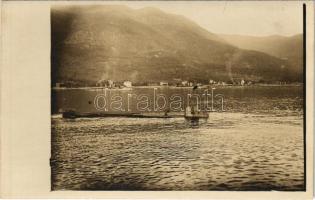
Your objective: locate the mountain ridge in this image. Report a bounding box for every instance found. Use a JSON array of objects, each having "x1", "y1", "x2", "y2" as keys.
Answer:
[
  {"x1": 51, "y1": 5, "x2": 303, "y2": 85},
  {"x1": 220, "y1": 33, "x2": 303, "y2": 76}
]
